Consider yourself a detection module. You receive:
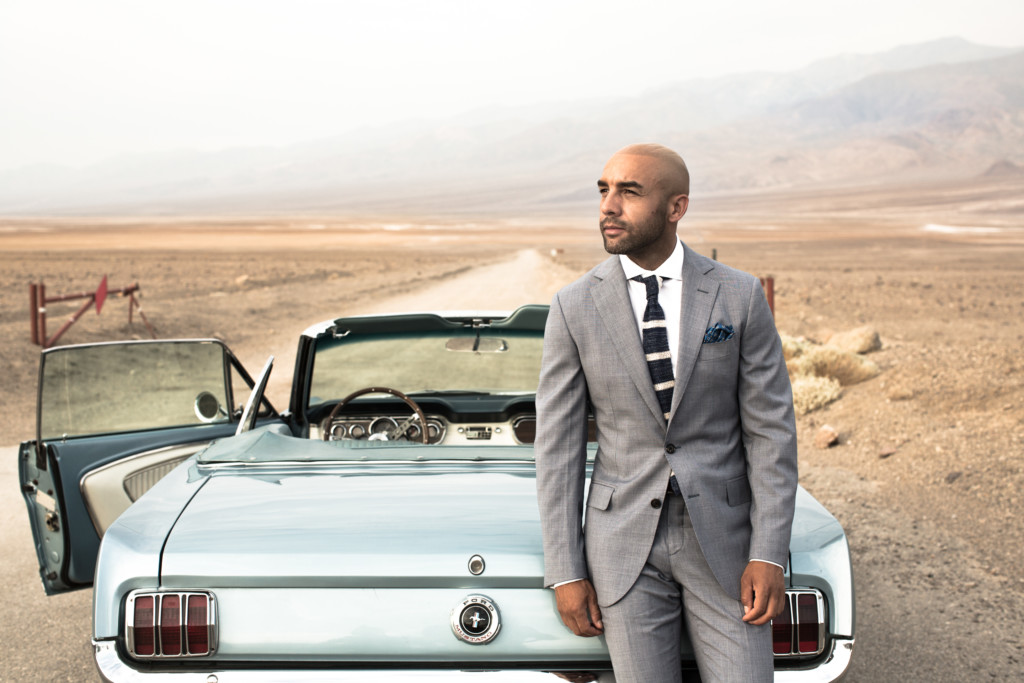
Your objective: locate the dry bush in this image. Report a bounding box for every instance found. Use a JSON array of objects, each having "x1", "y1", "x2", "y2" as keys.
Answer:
[
  {"x1": 791, "y1": 375, "x2": 842, "y2": 415},
  {"x1": 827, "y1": 326, "x2": 882, "y2": 354},
  {"x1": 790, "y1": 346, "x2": 880, "y2": 386},
  {"x1": 780, "y1": 335, "x2": 809, "y2": 361}
]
